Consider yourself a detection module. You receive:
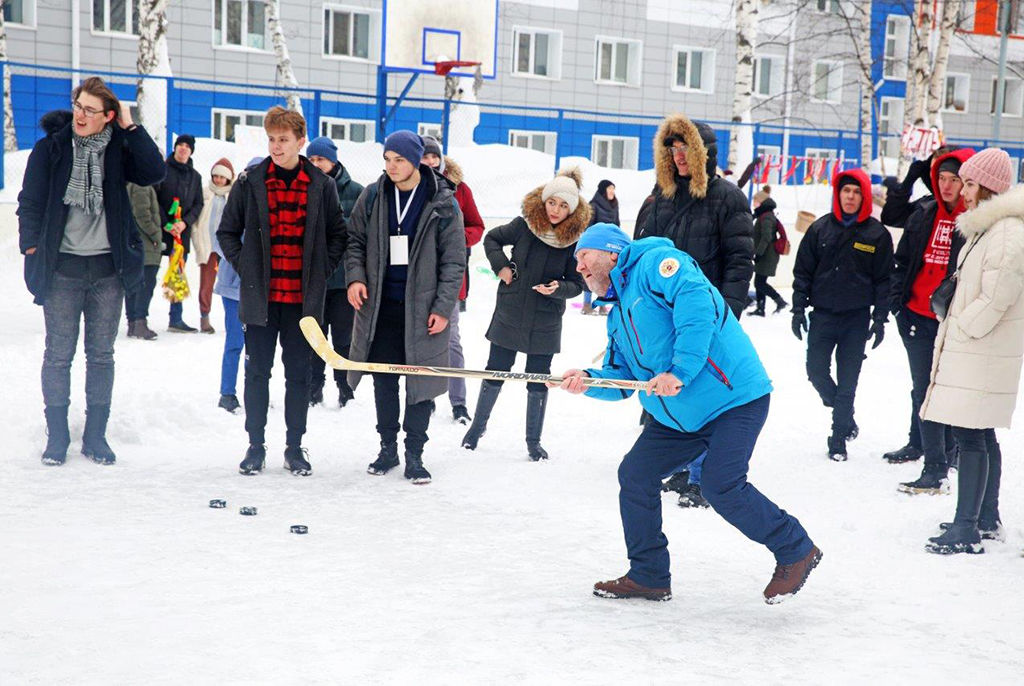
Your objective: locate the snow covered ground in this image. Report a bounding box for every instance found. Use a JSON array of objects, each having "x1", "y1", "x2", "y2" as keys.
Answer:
[{"x1": 2, "y1": 210, "x2": 1024, "y2": 683}]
